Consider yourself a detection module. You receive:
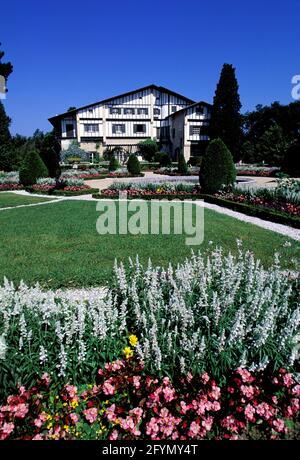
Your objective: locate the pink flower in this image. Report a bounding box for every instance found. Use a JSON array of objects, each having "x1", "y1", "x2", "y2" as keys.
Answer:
[
  {"x1": 291, "y1": 385, "x2": 300, "y2": 396},
  {"x1": 133, "y1": 376, "x2": 141, "y2": 389},
  {"x1": 188, "y1": 421, "x2": 200, "y2": 438},
  {"x1": 13, "y1": 403, "x2": 29, "y2": 419},
  {"x1": 202, "y1": 372, "x2": 210, "y2": 384},
  {"x1": 103, "y1": 380, "x2": 116, "y2": 395},
  {"x1": 283, "y1": 373, "x2": 294, "y2": 388},
  {"x1": 240, "y1": 385, "x2": 254, "y2": 399},
  {"x1": 66, "y1": 385, "x2": 77, "y2": 399},
  {"x1": 105, "y1": 404, "x2": 117, "y2": 423},
  {"x1": 70, "y1": 413, "x2": 79, "y2": 424},
  {"x1": 32, "y1": 434, "x2": 43, "y2": 440},
  {"x1": 236, "y1": 368, "x2": 254, "y2": 383},
  {"x1": 201, "y1": 416, "x2": 213, "y2": 431},
  {"x1": 0, "y1": 422, "x2": 14, "y2": 440},
  {"x1": 41, "y1": 373, "x2": 50, "y2": 386},
  {"x1": 273, "y1": 419, "x2": 286, "y2": 433},
  {"x1": 109, "y1": 429, "x2": 119, "y2": 440},
  {"x1": 244, "y1": 404, "x2": 256, "y2": 422},
  {"x1": 83, "y1": 408, "x2": 98, "y2": 424},
  {"x1": 34, "y1": 412, "x2": 48, "y2": 428}
]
